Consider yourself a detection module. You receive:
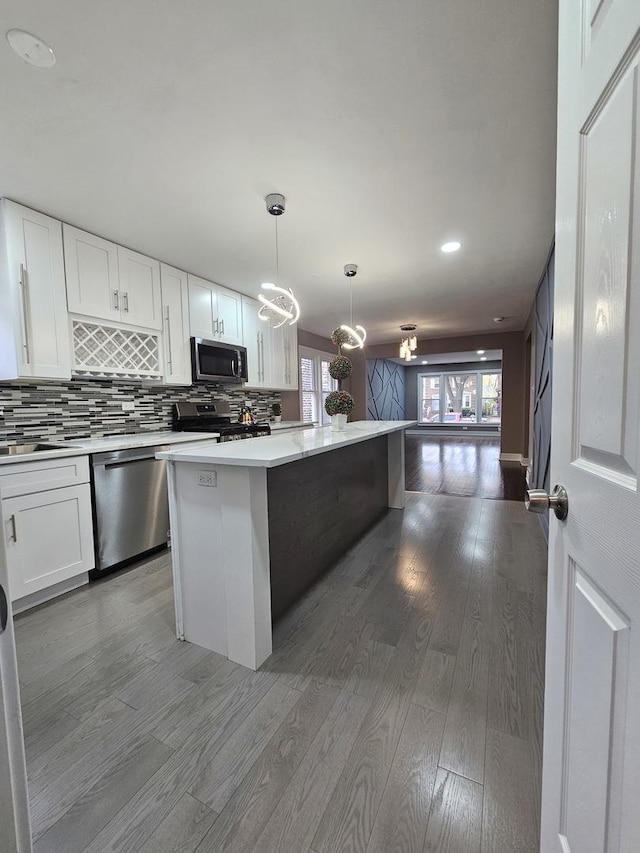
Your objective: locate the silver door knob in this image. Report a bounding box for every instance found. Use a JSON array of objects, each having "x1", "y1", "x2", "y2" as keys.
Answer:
[{"x1": 525, "y1": 485, "x2": 569, "y2": 521}]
